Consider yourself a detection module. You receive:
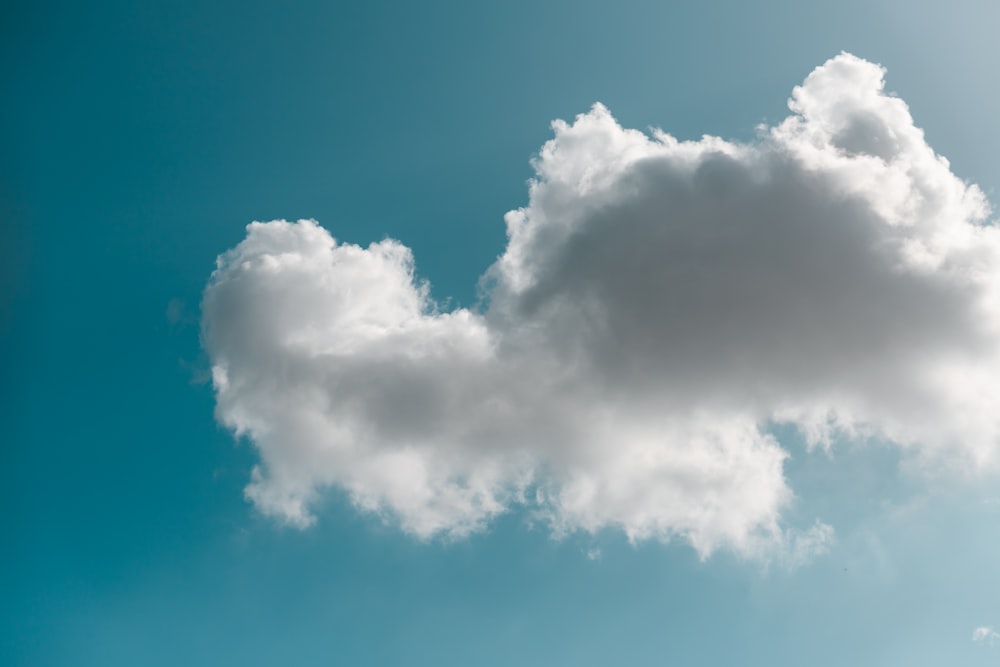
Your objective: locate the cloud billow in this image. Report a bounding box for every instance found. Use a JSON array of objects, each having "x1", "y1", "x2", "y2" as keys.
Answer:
[{"x1": 202, "y1": 53, "x2": 1000, "y2": 559}]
